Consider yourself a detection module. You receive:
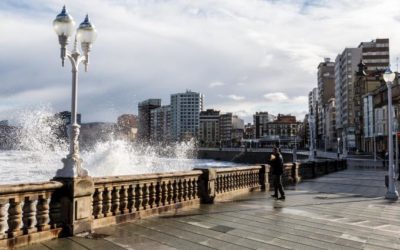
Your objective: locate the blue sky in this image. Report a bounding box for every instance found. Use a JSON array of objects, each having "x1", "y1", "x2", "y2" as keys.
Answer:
[{"x1": 1, "y1": 0, "x2": 400, "y2": 123}]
